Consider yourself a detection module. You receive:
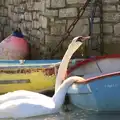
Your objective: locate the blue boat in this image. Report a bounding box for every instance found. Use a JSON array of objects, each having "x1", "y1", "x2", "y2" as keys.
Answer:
[{"x1": 67, "y1": 54, "x2": 120, "y2": 112}]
